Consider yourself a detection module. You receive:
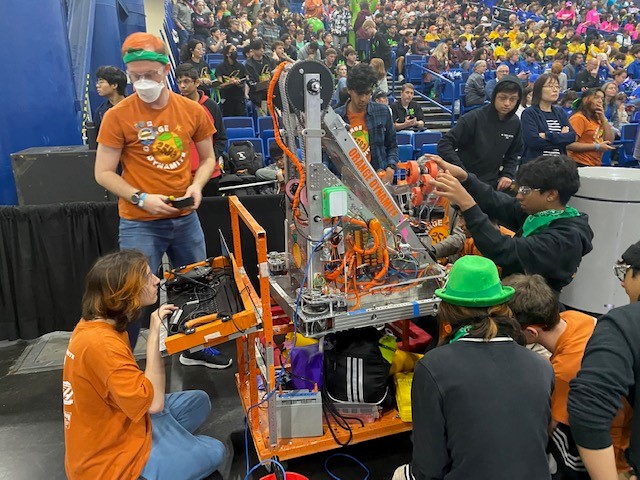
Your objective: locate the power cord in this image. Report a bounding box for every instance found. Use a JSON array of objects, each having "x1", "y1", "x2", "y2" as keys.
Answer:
[
  {"x1": 324, "y1": 453, "x2": 370, "y2": 480},
  {"x1": 244, "y1": 221, "x2": 342, "y2": 477}
]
